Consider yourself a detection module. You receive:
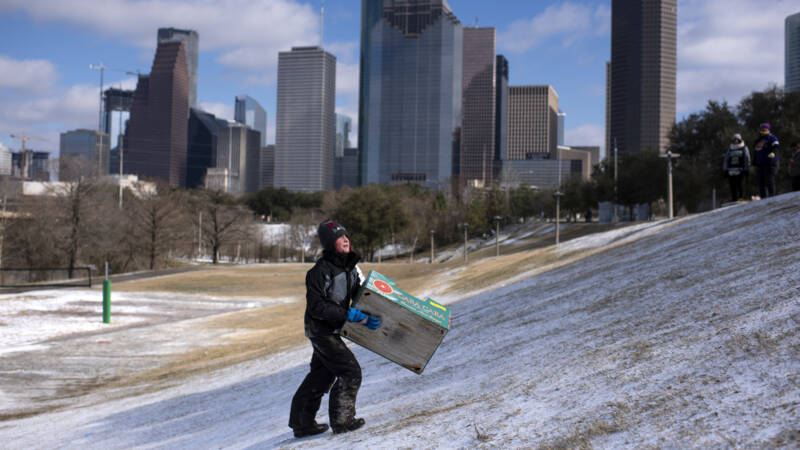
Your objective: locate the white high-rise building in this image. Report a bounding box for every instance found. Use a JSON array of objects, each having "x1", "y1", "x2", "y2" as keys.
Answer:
[{"x1": 0, "y1": 143, "x2": 11, "y2": 176}]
